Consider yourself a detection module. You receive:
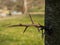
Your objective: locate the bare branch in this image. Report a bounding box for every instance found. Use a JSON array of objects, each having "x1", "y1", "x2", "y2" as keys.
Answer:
[{"x1": 8, "y1": 24, "x2": 41, "y2": 27}]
